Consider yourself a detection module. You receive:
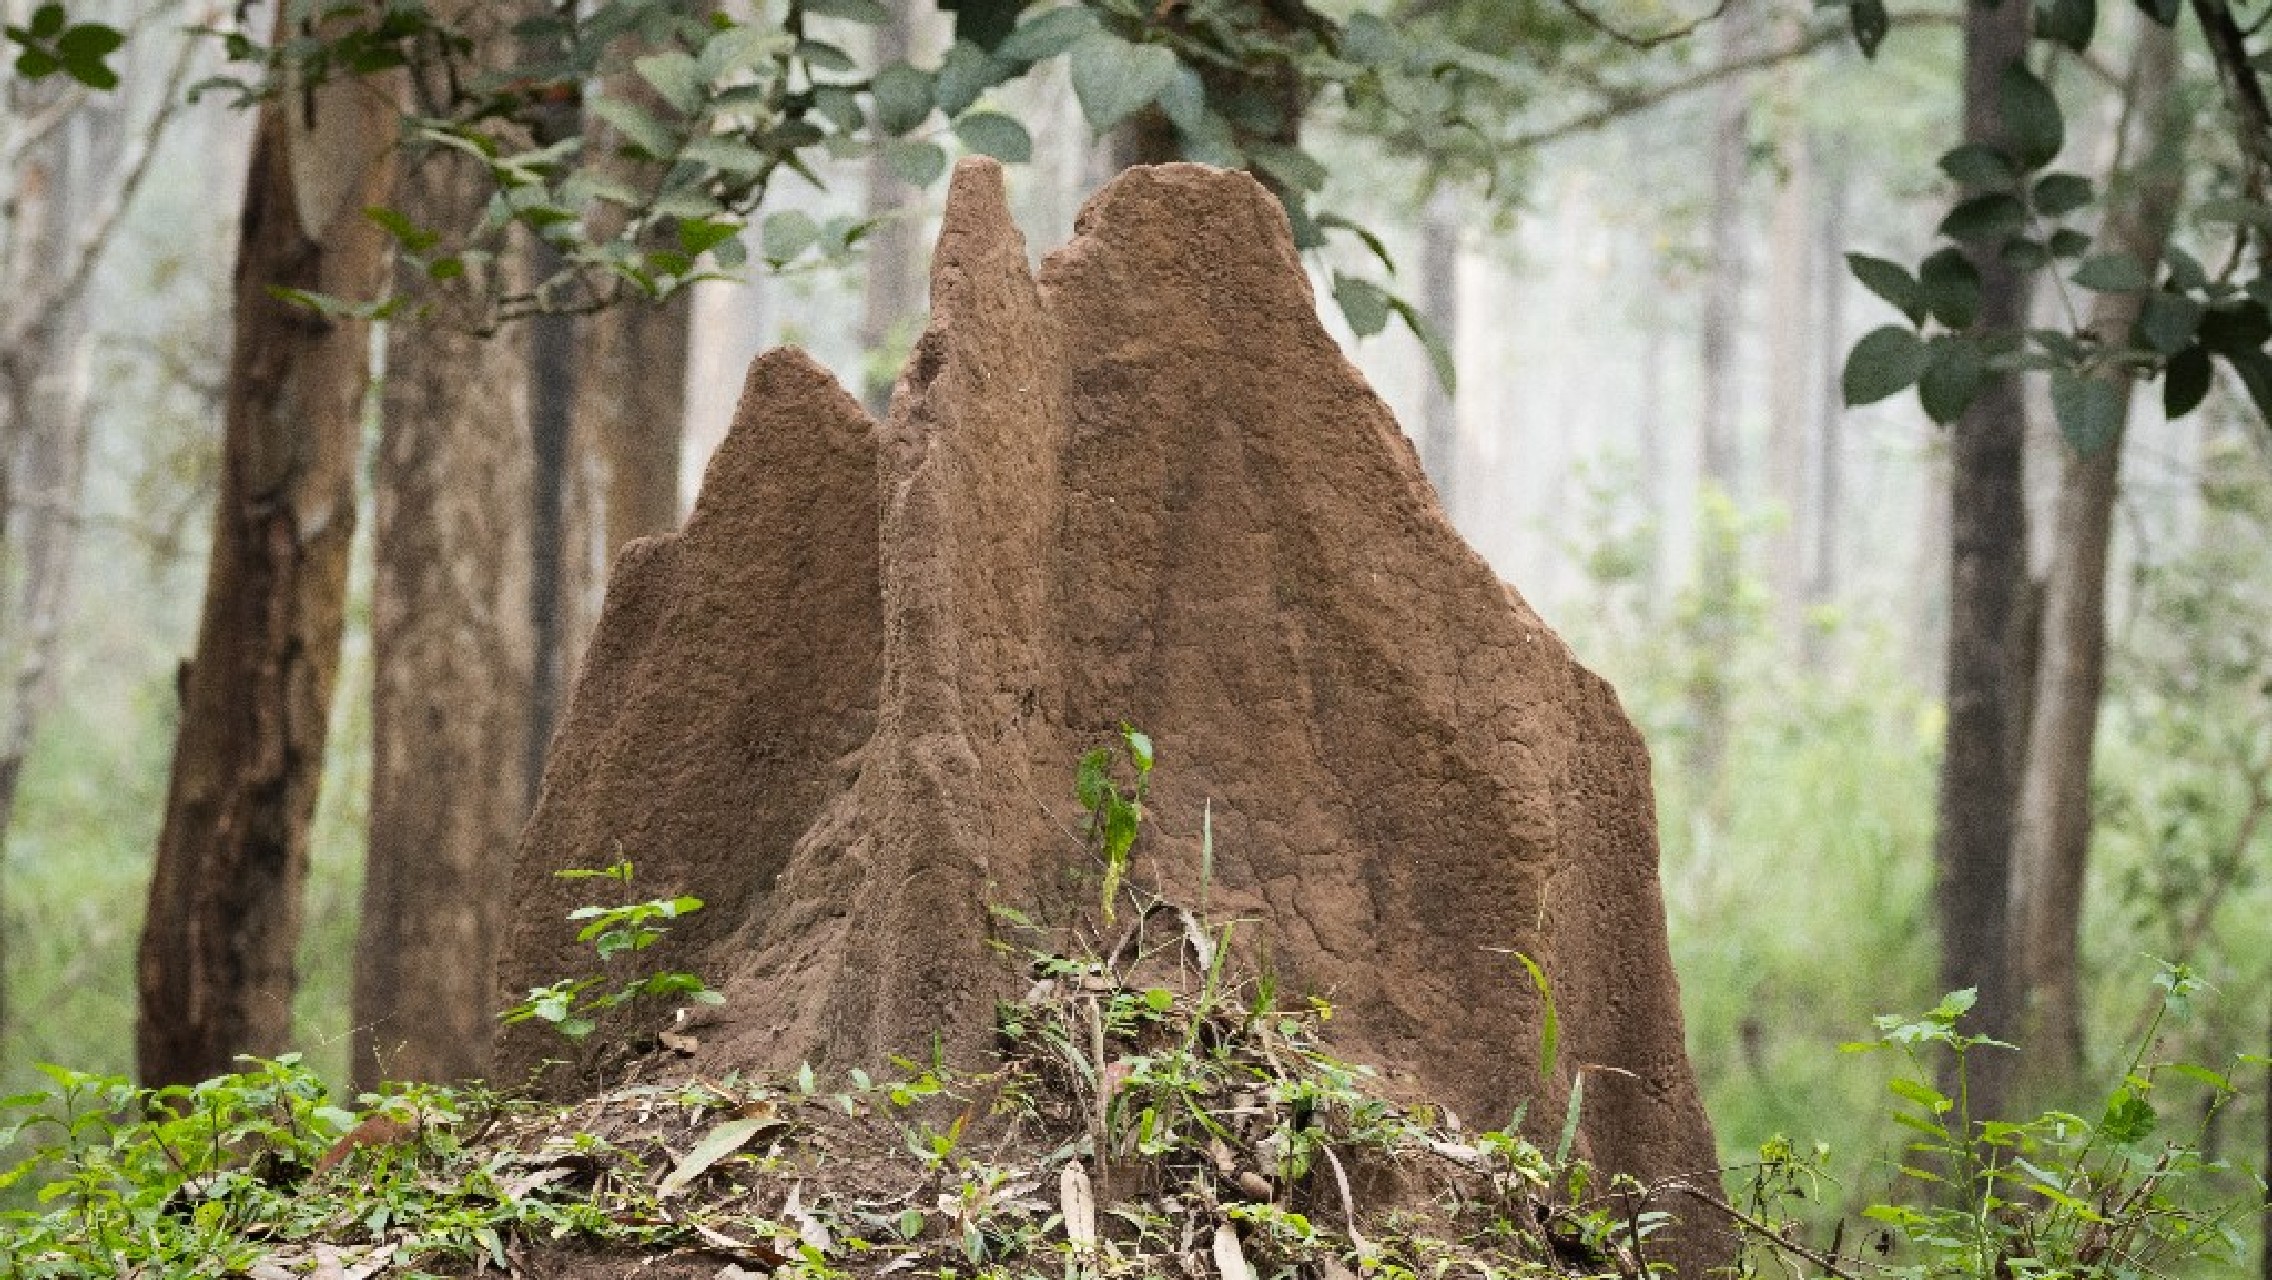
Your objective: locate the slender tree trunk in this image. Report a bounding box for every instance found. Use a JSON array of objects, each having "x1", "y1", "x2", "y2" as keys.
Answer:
[
  {"x1": 1687, "y1": 0, "x2": 1758, "y2": 804},
  {"x1": 1766, "y1": 114, "x2": 1813, "y2": 645},
  {"x1": 1417, "y1": 187, "x2": 1460, "y2": 515},
  {"x1": 1804, "y1": 149, "x2": 1848, "y2": 668},
  {"x1": 2011, "y1": 21, "x2": 2184, "y2": 1088},
  {"x1": 859, "y1": 0, "x2": 926, "y2": 416},
  {"x1": 1933, "y1": 0, "x2": 2036, "y2": 1120},
  {"x1": 352, "y1": 0, "x2": 536, "y2": 1089},
  {"x1": 0, "y1": 92, "x2": 104, "y2": 1051},
  {"x1": 136, "y1": 28, "x2": 395, "y2": 1086}
]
